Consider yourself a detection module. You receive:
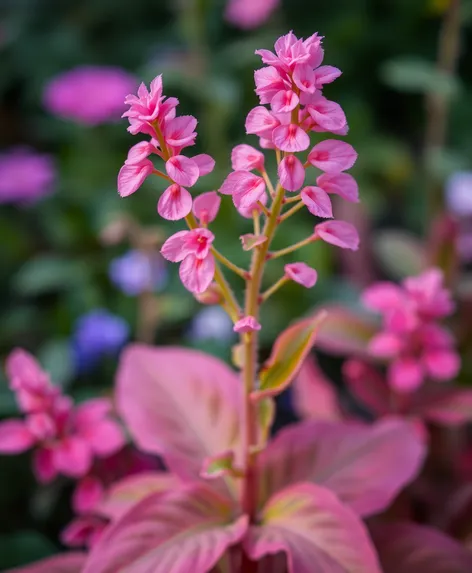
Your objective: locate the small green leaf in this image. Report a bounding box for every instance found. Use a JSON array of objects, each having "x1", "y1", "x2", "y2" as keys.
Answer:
[
  {"x1": 381, "y1": 58, "x2": 461, "y2": 98},
  {"x1": 373, "y1": 230, "x2": 426, "y2": 279},
  {"x1": 13, "y1": 256, "x2": 87, "y2": 296},
  {"x1": 37, "y1": 339, "x2": 75, "y2": 387},
  {"x1": 252, "y1": 312, "x2": 327, "y2": 401},
  {"x1": 315, "y1": 304, "x2": 378, "y2": 357},
  {"x1": 200, "y1": 450, "x2": 241, "y2": 479}
]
